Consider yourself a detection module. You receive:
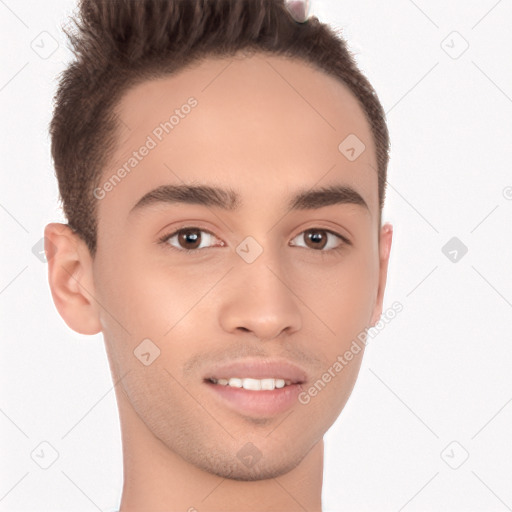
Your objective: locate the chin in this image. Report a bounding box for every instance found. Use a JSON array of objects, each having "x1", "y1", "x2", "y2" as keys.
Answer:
[
  {"x1": 187, "y1": 443, "x2": 310, "y2": 482},
  {"x1": 207, "y1": 459, "x2": 303, "y2": 481}
]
